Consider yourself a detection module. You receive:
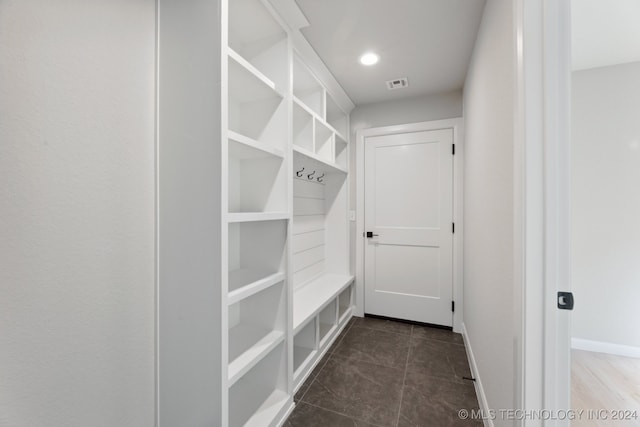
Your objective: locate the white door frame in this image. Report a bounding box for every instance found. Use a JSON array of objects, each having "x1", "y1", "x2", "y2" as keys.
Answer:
[
  {"x1": 514, "y1": 0, "x2": 571, "y2": 424},
  {"x1": 355, "y1": 118, "x2": 464, "y2": 333}
]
